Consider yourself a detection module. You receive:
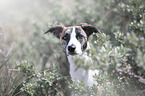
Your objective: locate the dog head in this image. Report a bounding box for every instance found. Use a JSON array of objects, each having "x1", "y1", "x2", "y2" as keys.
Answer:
[{"x1": 45, "y1": 24, "x2": 100, "y2": 56}]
